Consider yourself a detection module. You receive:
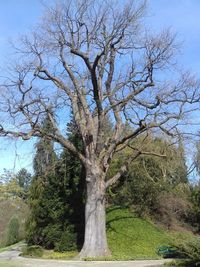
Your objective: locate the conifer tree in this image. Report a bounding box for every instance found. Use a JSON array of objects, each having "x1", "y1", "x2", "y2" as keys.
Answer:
[
  {"x1": 26, "y1": 114, "x2": 85, "y2": 250},
  {"x1": 26, "y1": 114, "x2": 61, "y2": 248},
  {"x1": 59, "y1": 116, "x2": 85, "y2": 249}
]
